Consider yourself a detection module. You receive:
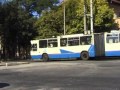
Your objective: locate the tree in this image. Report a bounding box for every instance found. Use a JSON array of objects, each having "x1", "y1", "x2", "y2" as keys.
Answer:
[
  {"x1": 64, "y1": 0, "x2": 84, "y2": 34},
  {"x1": 65, "y1": 0, "x2": 115, "y2": 33},
  {"x1": 35, "y1": 8, "x2": 64, "y2": 38},
  {"x1": 35, "y1": 0, "x2": 85, "y2": 38},
  {"x1": 0, "y1": 1, "x2": 37, "y2": 59},
  {"x1": 35, "y1": 0, "x2": 115, "y2": 38},
  {"x1": 93, "y1": 0, "x2": 115, "y2": 32},
  {"x1": 0, "y1": 0, "x2": 115, "y2": 59},
  {"x1": 0, "y1": 0, "x2": 60, "y2": 60},
  {"x1": 18, "y1": 0, "x2": 59, "y2": 14}
]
